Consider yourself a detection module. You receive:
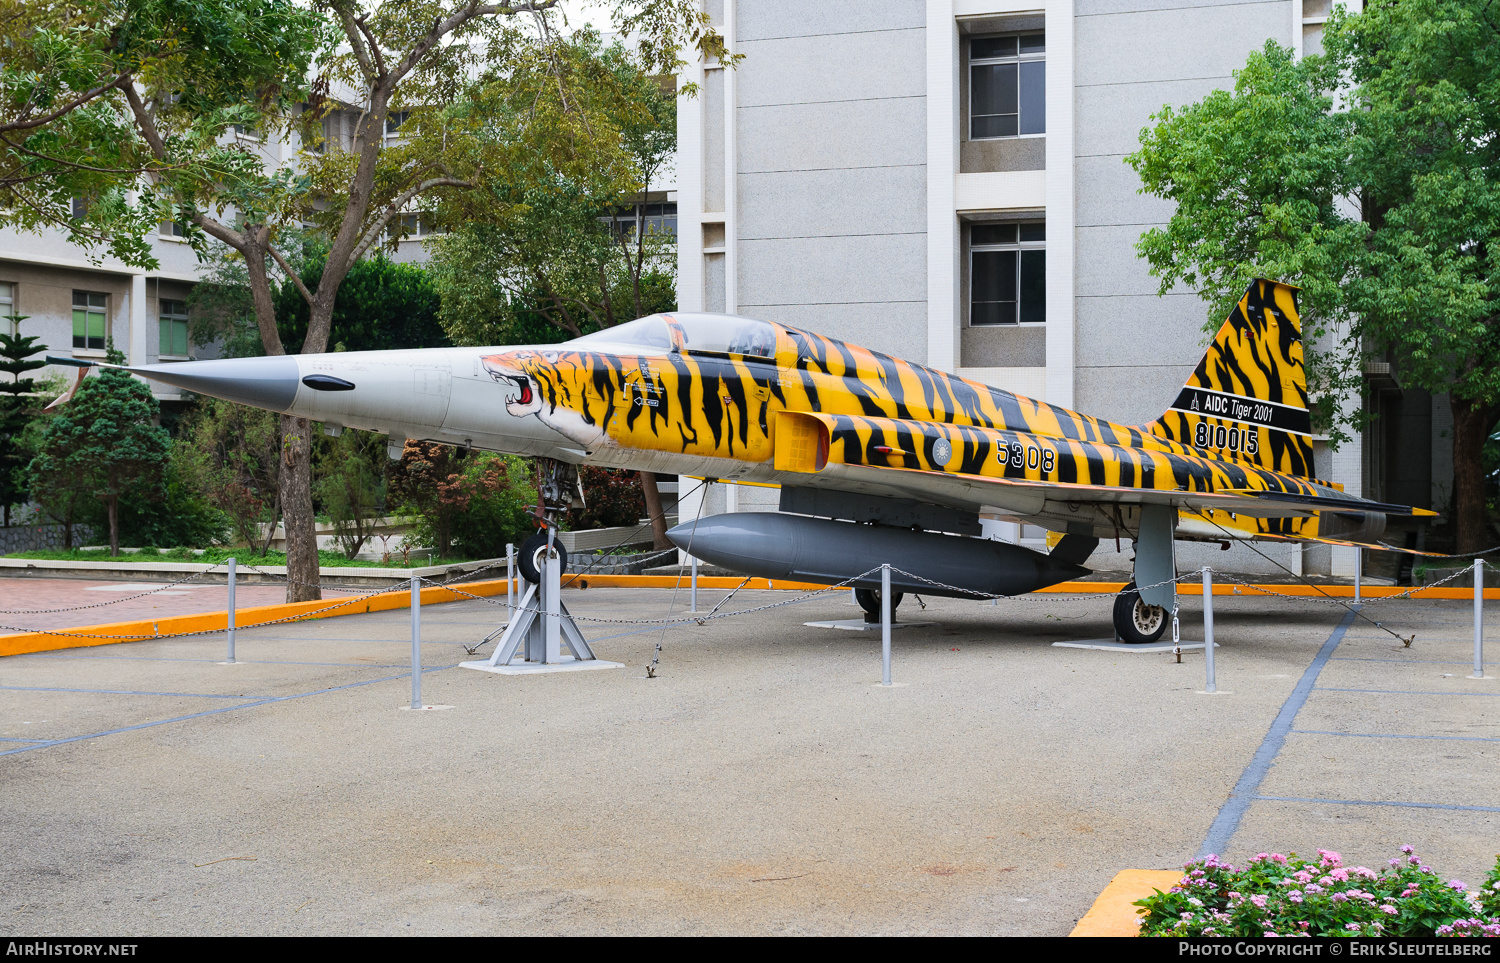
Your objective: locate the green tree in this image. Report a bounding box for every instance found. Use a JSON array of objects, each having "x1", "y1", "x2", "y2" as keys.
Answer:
[
  {"x1": 0, "y1": 313, "x2": 46, "y2": 526},
  {"x1": 388, "y1": 440, "x2": 464, "y2": 558},
  {"x1": 174, "y1": 396, "x2": 283, "y2": 553},
  {"x1": 1126, "y1": 43, "x2": 1365, "y2": 441},
  {"x1": 314, "y1": 428, "x2": 386, "y2": 559},
  {"x1": 1127, "y1": 0, "x2": 1500, "y2": 552},
  {"x1": 428, "y1": 38, "x2": 678, "y2": 547},
  {"x1": 276, "y1": 250, "x2": 447, "y2": 353},
  {"x1": 2, "y1": 0, "x2": 727, "y2": 601},
  {"x1": 28, "y1": 360, "x2": 170, "y2": 555},
  {"x1": 1329, "y1": 0, "x2": 1500, "y2": 553}
]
